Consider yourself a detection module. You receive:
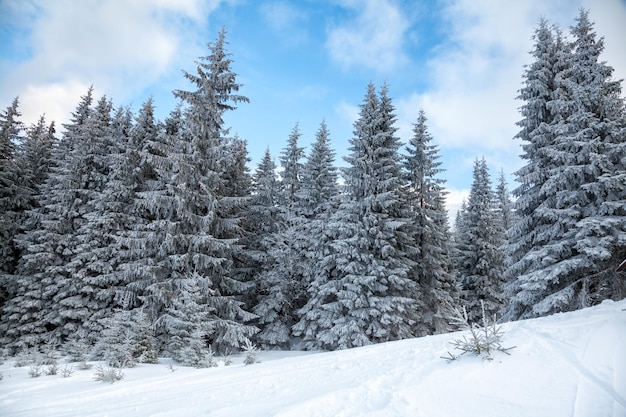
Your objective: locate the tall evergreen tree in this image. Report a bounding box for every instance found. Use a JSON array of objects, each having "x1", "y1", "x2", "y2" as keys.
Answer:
[
  {"x1": 157, "y1": 27, "x2": 257, "y2": 355},
  {"x1": 127, "y1": 105, "x2": 183, "y2": 351},
  {"x1": 296, "y1": 121, "x2": 338, "y2": 219},
  {"x1": 295, "y1": 119, "x2": 340, "y2": 307},
  {"x1": 495, "y1": 169, "x2": 515, "y2": 233},
  {"x1": 51, "y1": 94, "x2": 116, "y2": 344},
  {"x1": 279, "y1": 123, "x2": 305, "y2": 207},
  {"x1": 504, "y1": 19, "x2": 570, "y2": 320},
  {"x1": 404, "y1": 109, "x2": 459, "y2": 334},
  {"x1": 506, "y1": 11, "x2": 626, "y2": 319},
  {"x1": 249, "y1": 148, "x2": 281, "y2": 237},
  {"x1": 72, "y1": 104, "x2": 135, "y2": 342},
  {"x1": 457, "y1": 158, "x2": 505, "y2": 322},
  {"x1": 18, "y1": 116, "x2": 56, "y2": 201},
  {"x1": 253, "y1": 125, "x2": 307, "y2": 349},
  {"x1": 294, "y1": 83, "x2": 418, "y2": 350},
  {"x1": 0, "y1": 97, "x2": 27, "y2": 332},
  {"x1": 0, "y1": 98, "x2": 26, "y2": 277},
  {"x1": 114, "y1": 98, "x2": 163, "y2": 311},
  {"x1": 2, "y1": 88, "x2": 95, "y2": 349}
]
